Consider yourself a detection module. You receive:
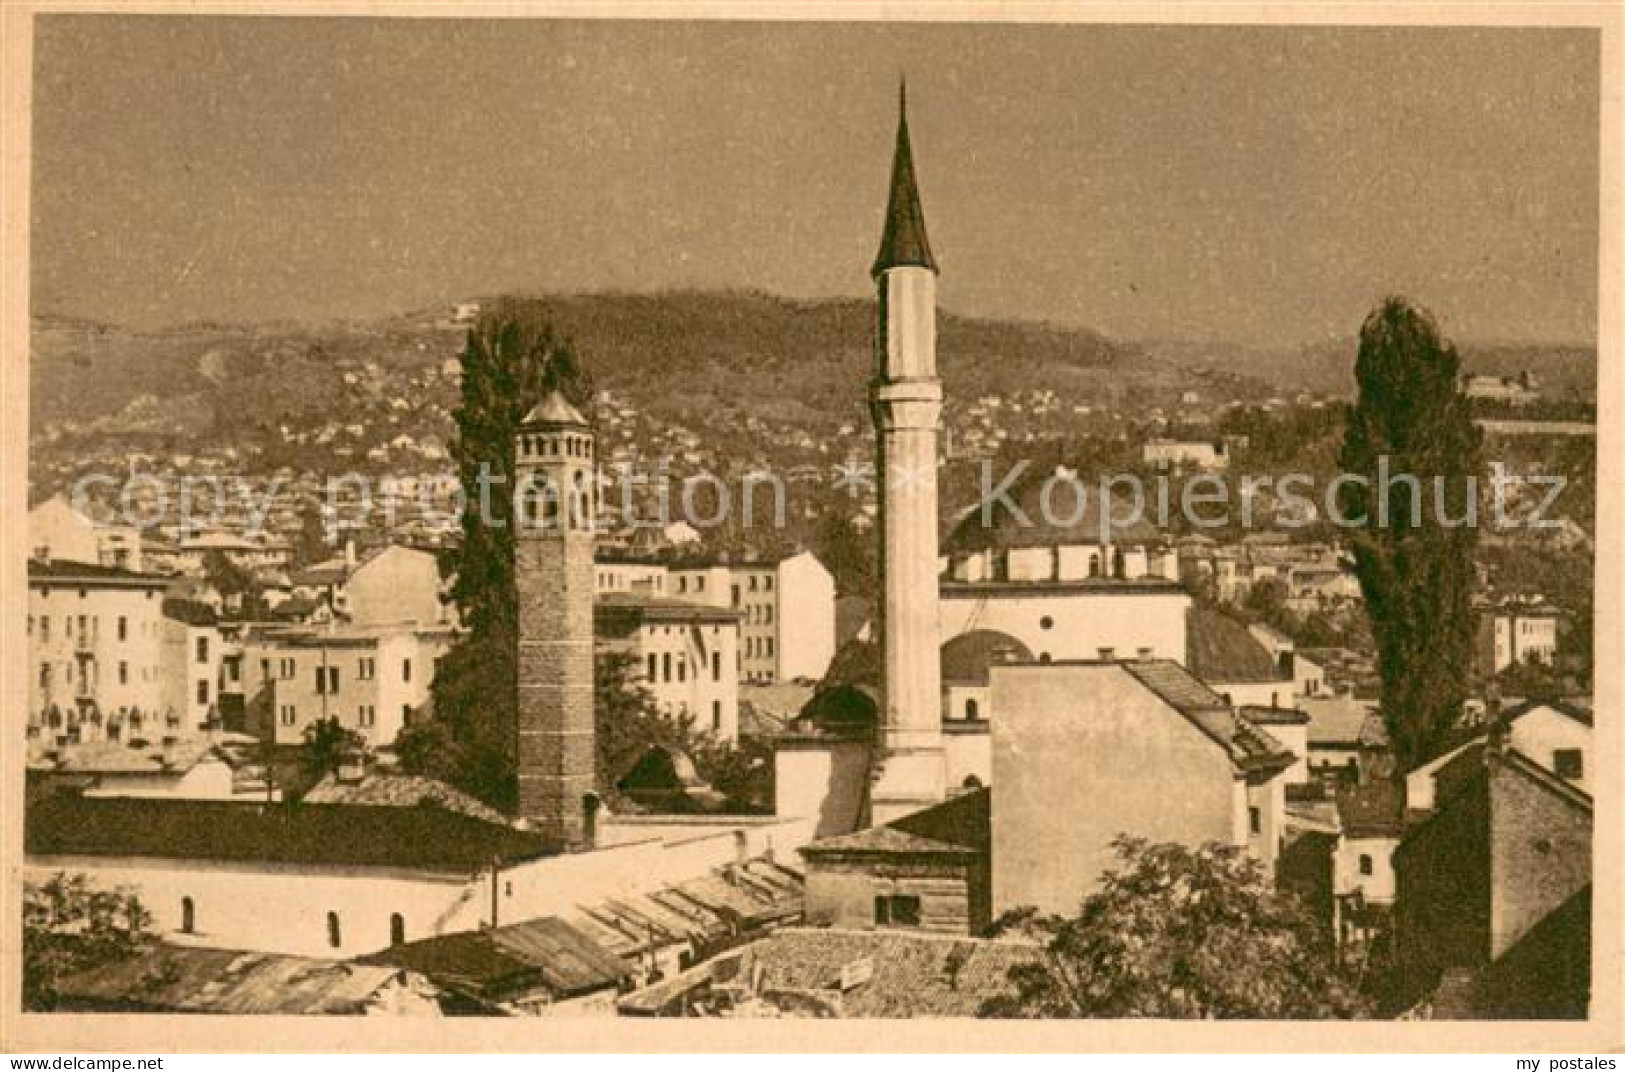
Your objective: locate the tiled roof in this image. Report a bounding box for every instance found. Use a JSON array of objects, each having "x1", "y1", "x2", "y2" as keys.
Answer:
[
  {"x1": 1239, "y1": 704, "x2": 1311, "y2": 725},
  {"x1": 802, "y1": 788, "x2": 989, "y2": 858},
  {"x1": 1335, "y1": 778, "x2": 1407, "y2": 838},
  {"x1": 1186, "y1": 607, "x2": 1287, "y2": 683},
  {"x1": 55, "y1": 945, "x2": 422, "y2": 1014},
  {"x1": 369, "y1": 916, "x2": 629, "y2": 1002},
  {"x1": 622, "y1": 927, "x2": 1041, "y2": 1017},
  {"x1": 302, "y1": 773, "x2": 509, "y2": 826},
  {"x1": 1303, "y1": 695, "x2": 1380, "y2": 747},
  {"x1": 1502, "y1": 698, "x2": 1594, "y2": 728},
  {"x1": 27, "y1": 559, "x2": 171, "y2": 587},
  {"x1": 594, "y1": 593, "x2": 743, "y2": 629},
  {"x1": 1121, "y1": 658, "x2": 1231, "y2": 715},
  {"x1": 26, "y1": 795, "x2": 553, "y2": 873},
  {"x1": 27, "y1": 738, "x2": 224, "y2": 776}
]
